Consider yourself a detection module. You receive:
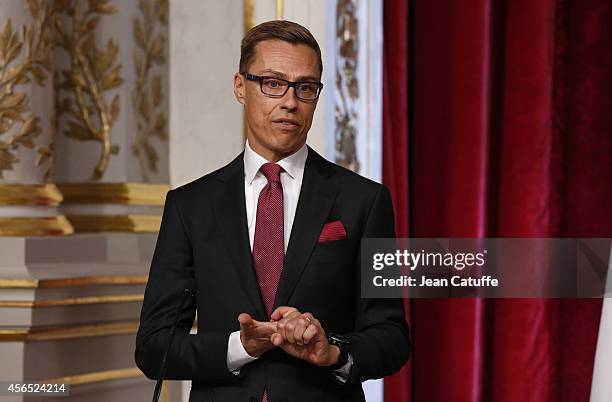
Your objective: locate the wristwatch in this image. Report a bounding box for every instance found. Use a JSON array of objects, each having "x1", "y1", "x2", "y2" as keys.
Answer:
[{"x1": 326, "y1": 333, "x2": 351, "y2": 370}]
